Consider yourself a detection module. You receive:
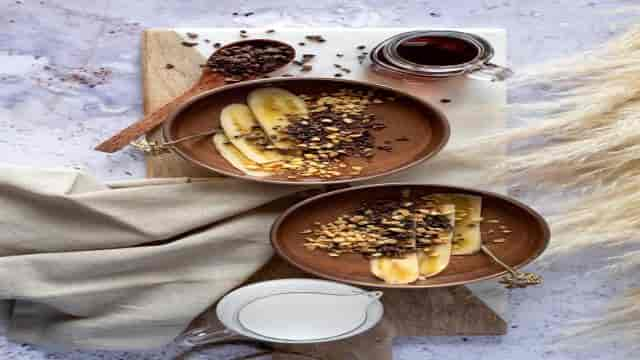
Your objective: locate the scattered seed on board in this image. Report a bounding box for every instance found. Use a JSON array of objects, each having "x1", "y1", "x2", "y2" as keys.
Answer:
[{"x1": 305, "y1": 35, "x2": 326, "y2": 43}]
